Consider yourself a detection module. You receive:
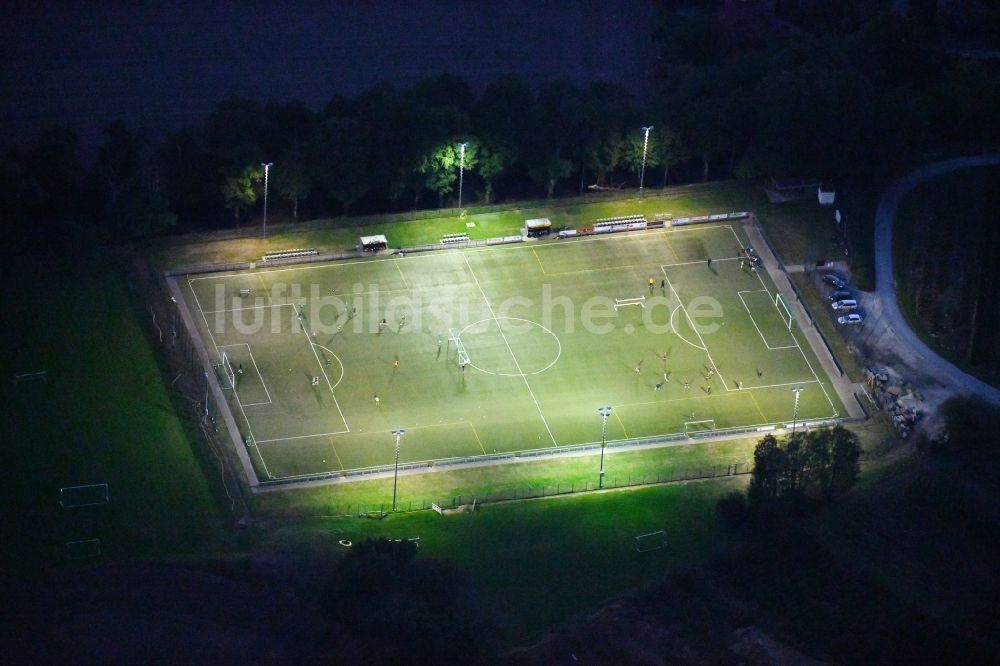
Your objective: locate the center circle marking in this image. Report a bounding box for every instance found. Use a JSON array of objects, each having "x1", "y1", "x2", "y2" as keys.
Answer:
[{"x1": 457, "y1": 317, "x2": 562, "y2": 377}]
